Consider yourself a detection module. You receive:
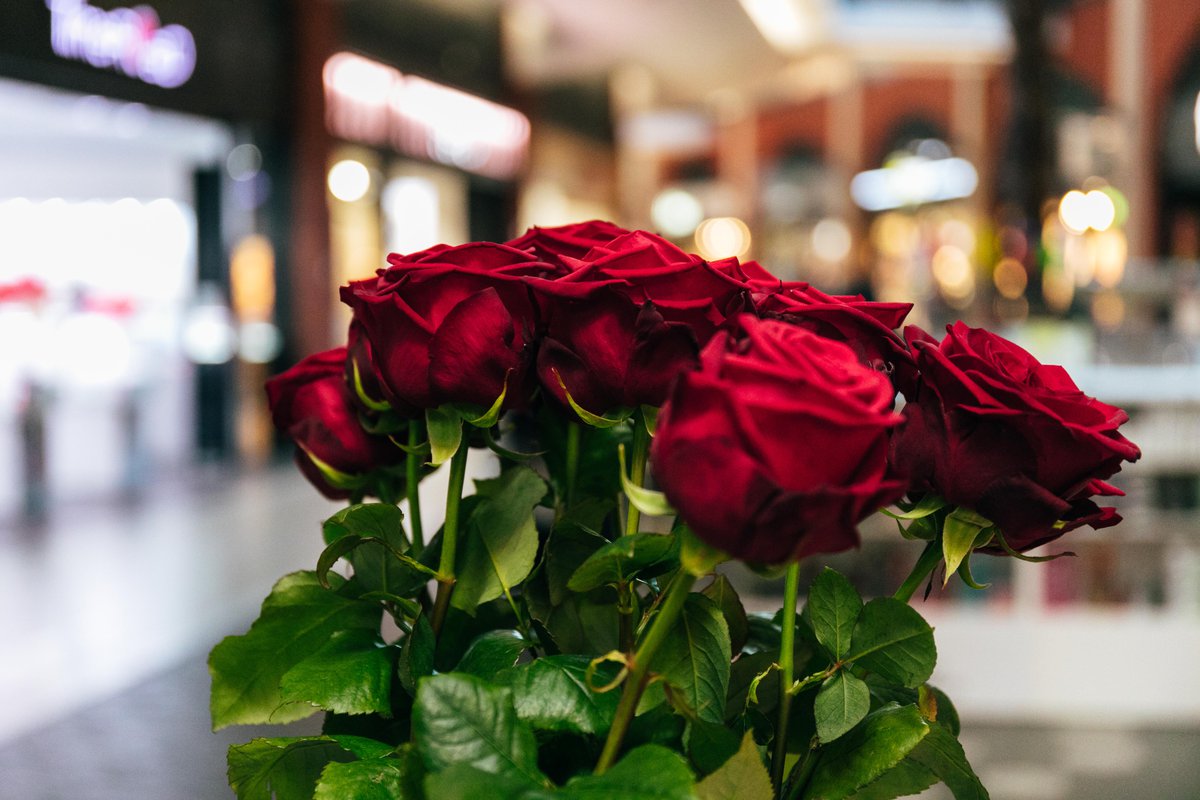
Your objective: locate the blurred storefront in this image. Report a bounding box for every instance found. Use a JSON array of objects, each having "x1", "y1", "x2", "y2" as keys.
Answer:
[
  {"x1": 298, "y1": 0, "x2": 537, "y2": 342},
  {"x1": 0, "y1": 0, "x2": 287, "y2": 517}
]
